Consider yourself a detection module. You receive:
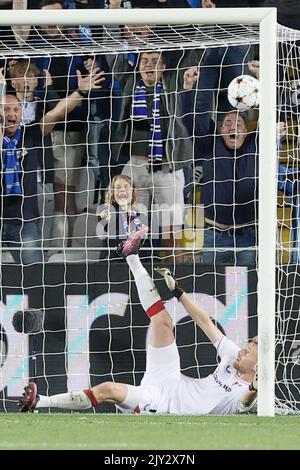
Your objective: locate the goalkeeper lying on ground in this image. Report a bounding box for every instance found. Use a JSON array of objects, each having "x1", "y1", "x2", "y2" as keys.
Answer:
[{"x1": 19, "y1": 227, "x2": 257, "y2": 415}]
